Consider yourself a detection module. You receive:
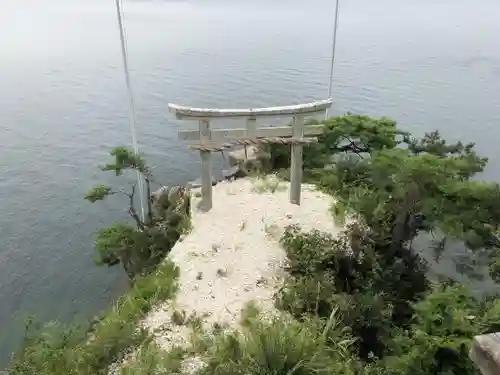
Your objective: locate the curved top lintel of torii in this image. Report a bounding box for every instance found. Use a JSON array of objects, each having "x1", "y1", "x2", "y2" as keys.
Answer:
[{"x1": 168, "y1": 98, "x2": 333, "y2": 120}]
